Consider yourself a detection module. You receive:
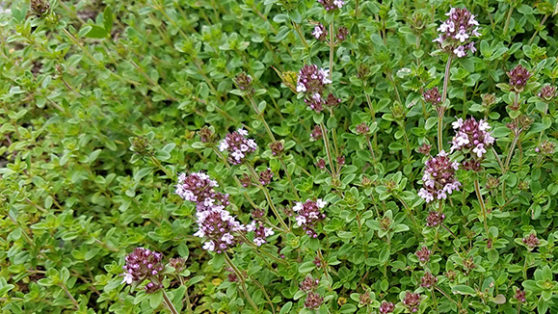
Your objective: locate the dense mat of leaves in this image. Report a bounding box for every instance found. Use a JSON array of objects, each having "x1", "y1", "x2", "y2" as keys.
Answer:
[{"x1": 1, "y1": 0, "x2": 558, "y2": 313}]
